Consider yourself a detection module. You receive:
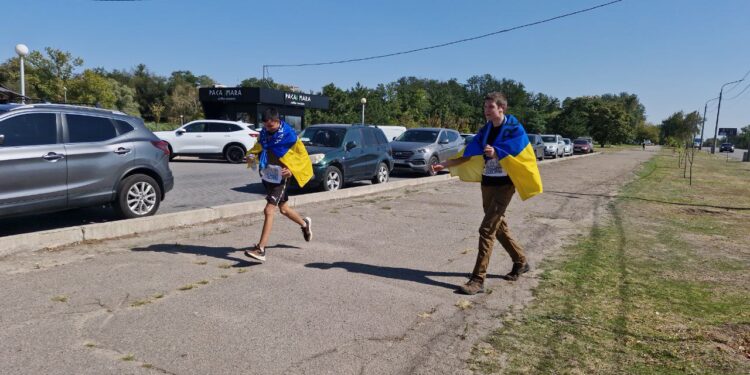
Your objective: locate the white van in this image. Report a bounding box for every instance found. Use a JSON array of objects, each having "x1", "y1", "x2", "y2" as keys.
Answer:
[{"x1": 375, "y1": 125, "x2": 407, "y2": 142}]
